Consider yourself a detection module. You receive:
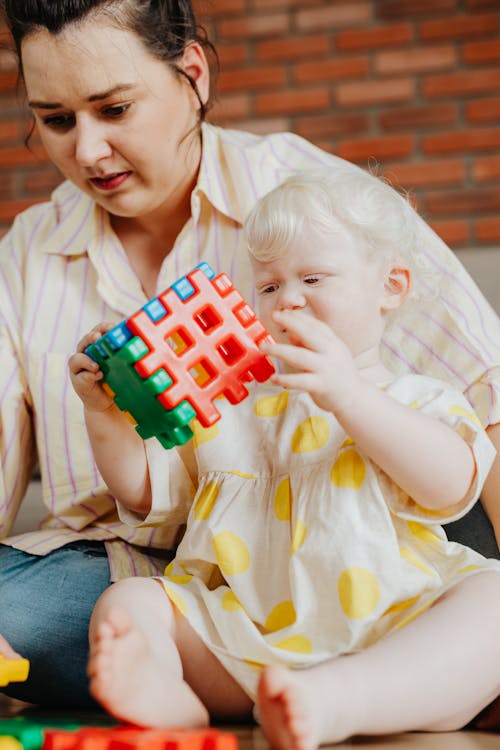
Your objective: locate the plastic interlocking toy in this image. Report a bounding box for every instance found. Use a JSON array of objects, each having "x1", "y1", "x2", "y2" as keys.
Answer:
[{"x1": 86, "y1": 263, "x2": 275, "y2": 449}]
